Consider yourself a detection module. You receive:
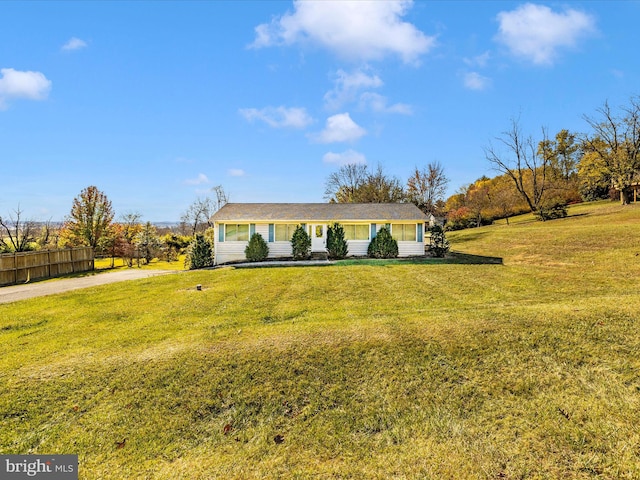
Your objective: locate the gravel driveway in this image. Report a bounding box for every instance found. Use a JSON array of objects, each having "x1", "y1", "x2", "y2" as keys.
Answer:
[{"x1": 0, "y1": 270, "x2": 179, "y2": 304}]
